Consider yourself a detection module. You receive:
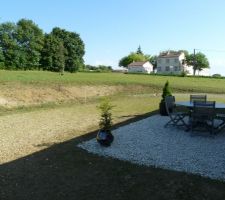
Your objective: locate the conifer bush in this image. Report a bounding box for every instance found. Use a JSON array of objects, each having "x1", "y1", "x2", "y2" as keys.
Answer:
[{"x1": 159, "y1": 81, "x2": 172, "y2": 115}]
